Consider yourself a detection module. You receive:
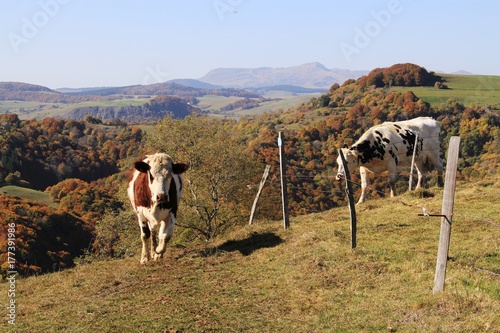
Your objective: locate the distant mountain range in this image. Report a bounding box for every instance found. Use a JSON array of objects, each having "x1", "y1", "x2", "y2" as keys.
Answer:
[
  {"x1": 51, "y1": 63, "x2": 368, "y2": 94},
  {"x1": 54, "y1": 63, "x2": 369, "y2": 95},
  {"x1": 197, "y1": 62, "x2": 369, "y2": 89}
]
